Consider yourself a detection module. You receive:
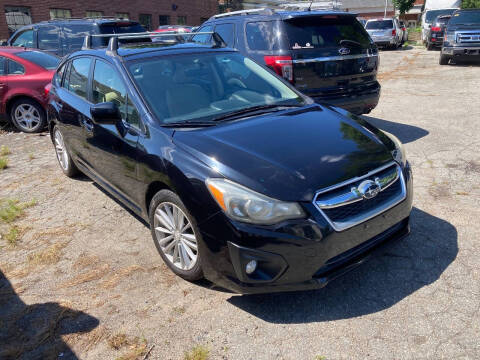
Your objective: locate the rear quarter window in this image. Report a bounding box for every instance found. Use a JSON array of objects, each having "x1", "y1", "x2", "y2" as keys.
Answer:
[
  {"x1": 246, "y1": 21, "x2": 282, "y2": 51},
  {"x1": 366, "y1": 20, "x2": 394, "y2": 30},
  {"x1": 15, "y1": 51, "x2": 59, "y2": 70}
]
